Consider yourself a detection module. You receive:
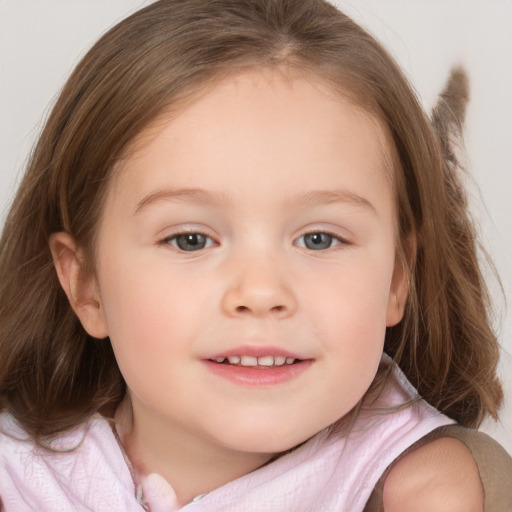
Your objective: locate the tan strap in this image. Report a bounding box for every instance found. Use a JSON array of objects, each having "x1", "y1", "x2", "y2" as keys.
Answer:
[{"x1": 364, "y1": 425, "x2": 512, "y2": 512}]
